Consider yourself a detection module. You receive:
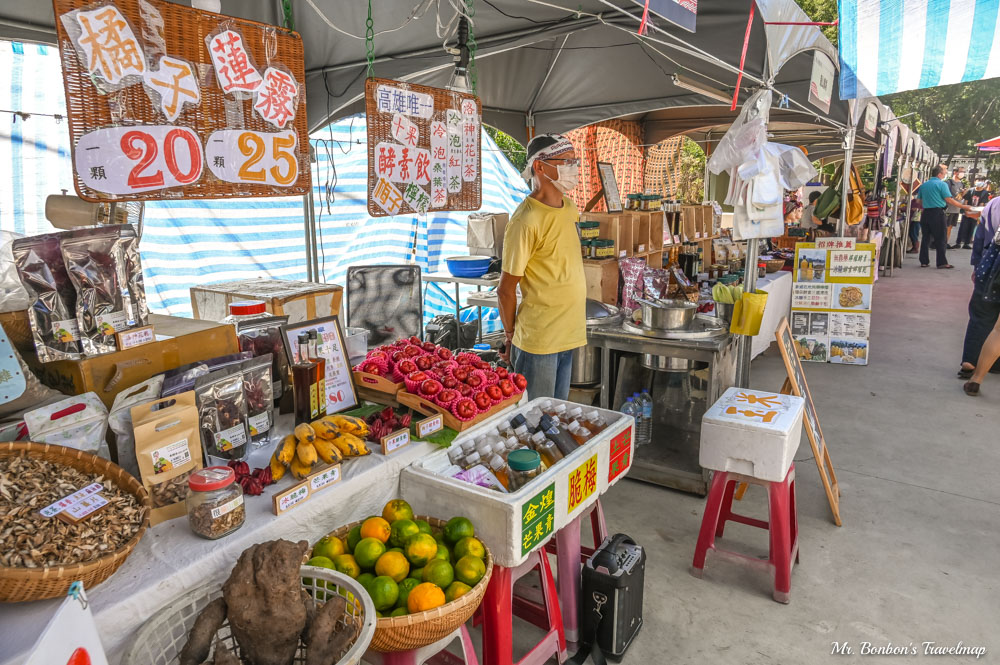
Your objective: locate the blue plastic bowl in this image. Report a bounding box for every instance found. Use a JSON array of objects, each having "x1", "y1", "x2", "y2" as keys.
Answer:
[{"x1": 445, "y1": 256, "x2": 492, "y2": 278}]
